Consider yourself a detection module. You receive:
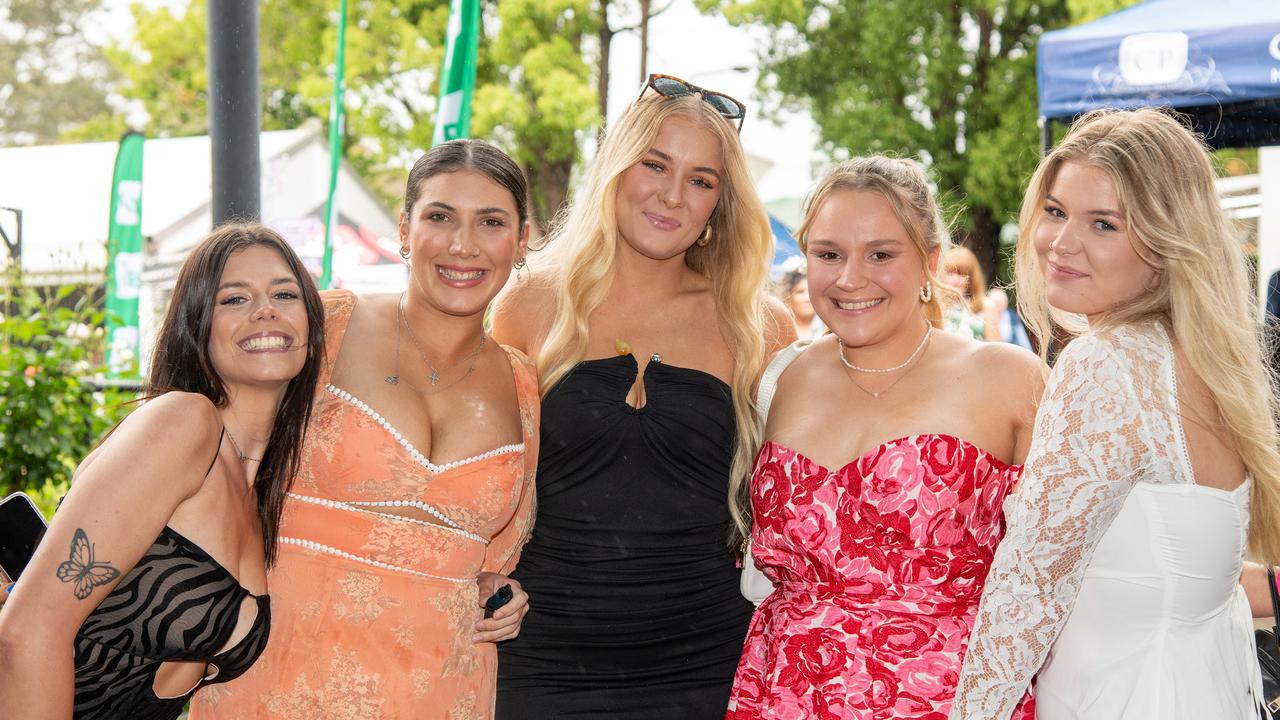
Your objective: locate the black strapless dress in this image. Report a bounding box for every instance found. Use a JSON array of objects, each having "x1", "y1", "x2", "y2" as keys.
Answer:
[
  {"x1": 72, "y1": 526, "x2": 271, "y2": 720},
  {"x1": 496, "y1": 354, "x2": 754, "y2": 719}
]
